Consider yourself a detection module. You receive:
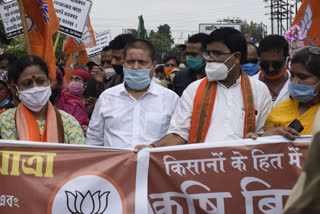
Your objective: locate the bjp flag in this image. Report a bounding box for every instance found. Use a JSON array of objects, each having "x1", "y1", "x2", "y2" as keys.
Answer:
[
  {"x1": 21, "y1": 0, "x2": 60, "y2": 80},
  {"x1": 291, "y1": 0, "x2": 320, "y2": 46},
  {"x1": 65, "y1": 50, "x2": 89, "y2": 83}
]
